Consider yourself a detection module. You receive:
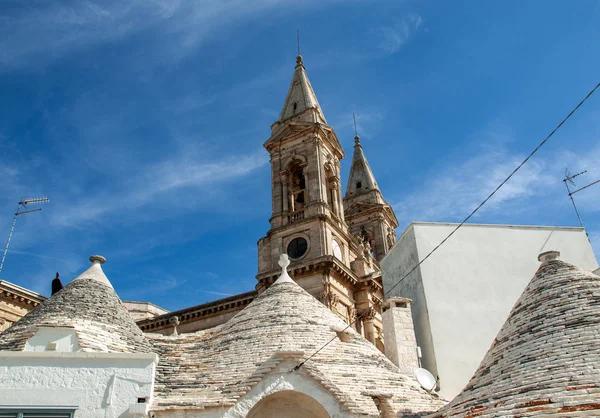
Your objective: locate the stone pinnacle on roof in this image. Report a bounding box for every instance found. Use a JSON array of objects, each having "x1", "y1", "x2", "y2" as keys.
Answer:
[
  {"x1": 273, "y1": 253, "x2": 294, "y2": 284},
  {"x1": 71, "y1": 254, "x2": 113, "y2": 288},
  {"x1": 430, "y1": 251, "x2": 600, "y2": 417},
  {"x1": 0, "y1": 255, "x2": 153, "y2": 353},
  {"x1": 276, "y1": 55, "x2": 327, "y2": 124}
]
